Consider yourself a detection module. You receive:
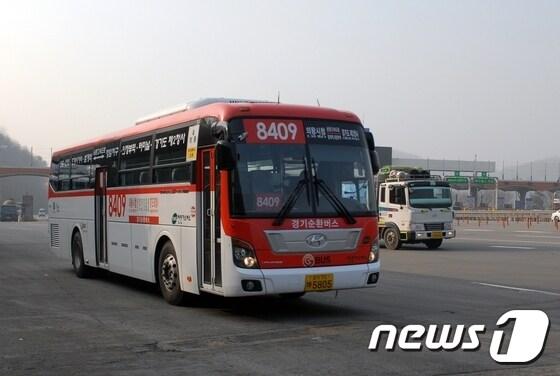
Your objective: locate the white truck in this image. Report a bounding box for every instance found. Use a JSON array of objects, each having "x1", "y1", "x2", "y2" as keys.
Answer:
[{"x1": 377, "y1": 166, "x2": 455, "y2": 250}]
